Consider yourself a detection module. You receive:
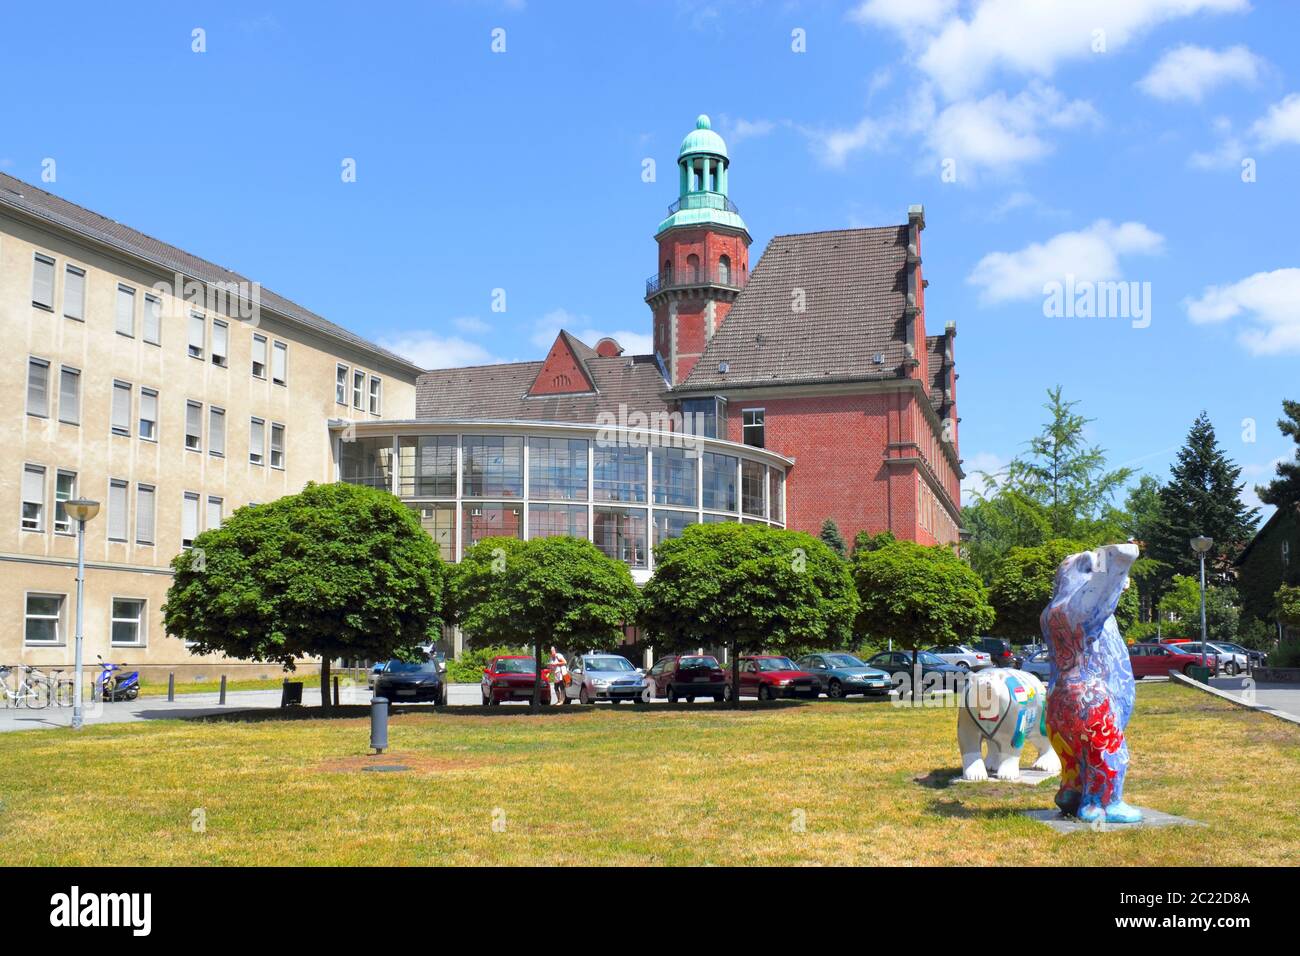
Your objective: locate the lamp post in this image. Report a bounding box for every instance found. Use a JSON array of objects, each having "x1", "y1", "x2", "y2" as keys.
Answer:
[
  {"x1": 1190, "y1": 535, "x2": 1213, "y2": 670},
  {"x1": 64, "y1": 498, "x2": 100, "y2": 729}
]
